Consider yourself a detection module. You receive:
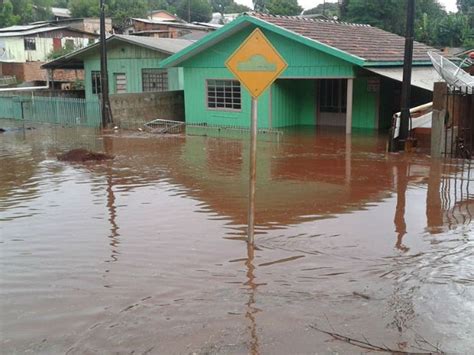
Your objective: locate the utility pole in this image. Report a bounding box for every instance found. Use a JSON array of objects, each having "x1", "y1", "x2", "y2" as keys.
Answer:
[
  {"x1": 188, "y1": 0, "x2": 191, "y2": 22},
  {"x1": 397, "y1": 0, "x2": 415, "y2": 151},
  {"x1": 100, "y1": 0, "x2": 113, "y2": 128}
]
